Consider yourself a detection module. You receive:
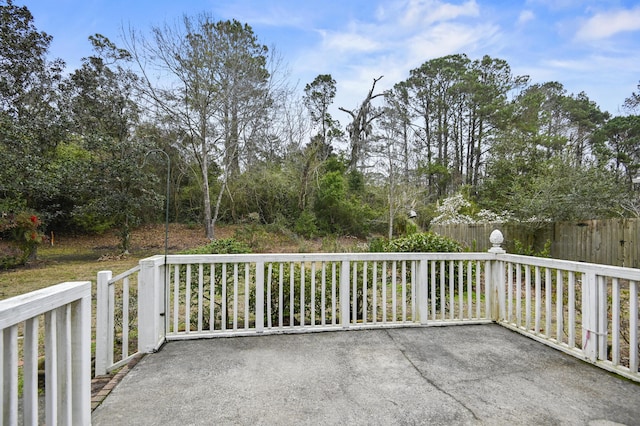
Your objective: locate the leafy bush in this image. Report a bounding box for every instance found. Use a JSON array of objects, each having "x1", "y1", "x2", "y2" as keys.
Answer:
[
  {"x1": 369, "y1": 231, "x2": 464, "y2": 306},
  {"x1": 181, "y1": 238, "x2": 251, "y2": 255},
  {"x1": 0, "y1": 211, "x2": 45, "y2": 268},
  {"x1": 176, "y1": 239, "x2": 252, "y2": 330},
  {"x1": 294, "y1": 210, "x2": 318, "y2": 239},
  {"x1": 313, "y1": 170, "x2": 375, "y2": 237},
  {"x1": 367, "y1": 237, "x2": 387, "y2": 253},
  {"x1": 377, "y1": 232, "x2": 463, "y2": 253},
  {"x1": 255, "y1": 262, "x2": 338, "y2": 326},
  {"x1": 513, "y1": 239, "x2": 551, "y2": 258}
]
